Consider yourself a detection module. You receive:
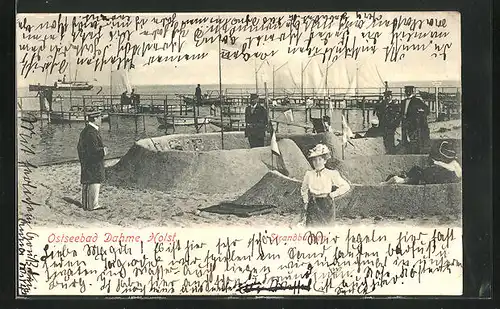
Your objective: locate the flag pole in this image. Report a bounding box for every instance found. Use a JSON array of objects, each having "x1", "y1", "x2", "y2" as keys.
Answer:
[
  {"x1": 341, "y1": 112, "x2": 345, "y2": 160},
  {"x1": 265, "y1": 82, "x2": 271, "y2": 168},
  {"x1": 218, "y1": 16, "x2": 224, "y2": 149}
]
